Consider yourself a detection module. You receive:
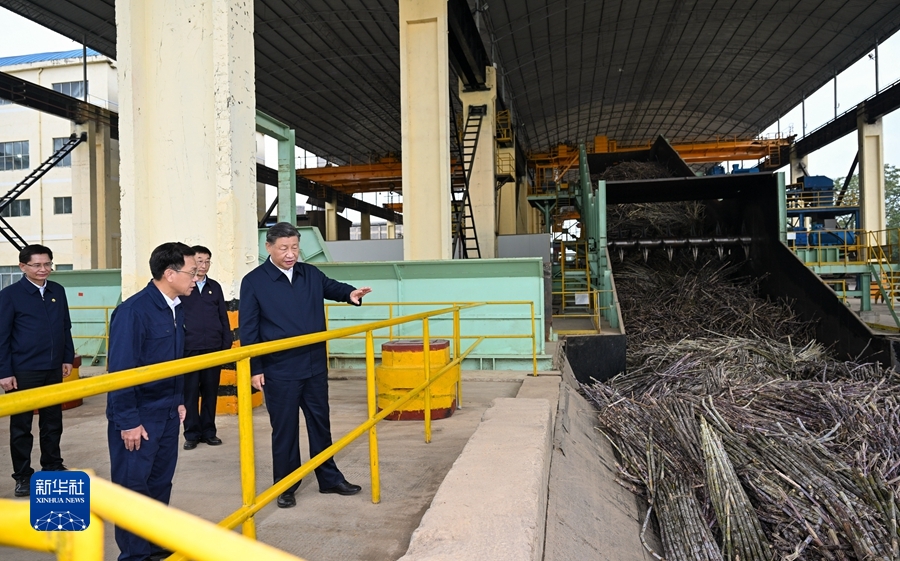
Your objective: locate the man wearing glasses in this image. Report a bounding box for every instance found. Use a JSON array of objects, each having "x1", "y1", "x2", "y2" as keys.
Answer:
[
  {"x1": 106, "y1": 242, "x2": 197, "y2": 561},
  {"x1": 0, "y1": 244, "x2": 74, "y2": 498},
  {"x1": 180, "y1": 245, "x2": 232, "y2": 450}
]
